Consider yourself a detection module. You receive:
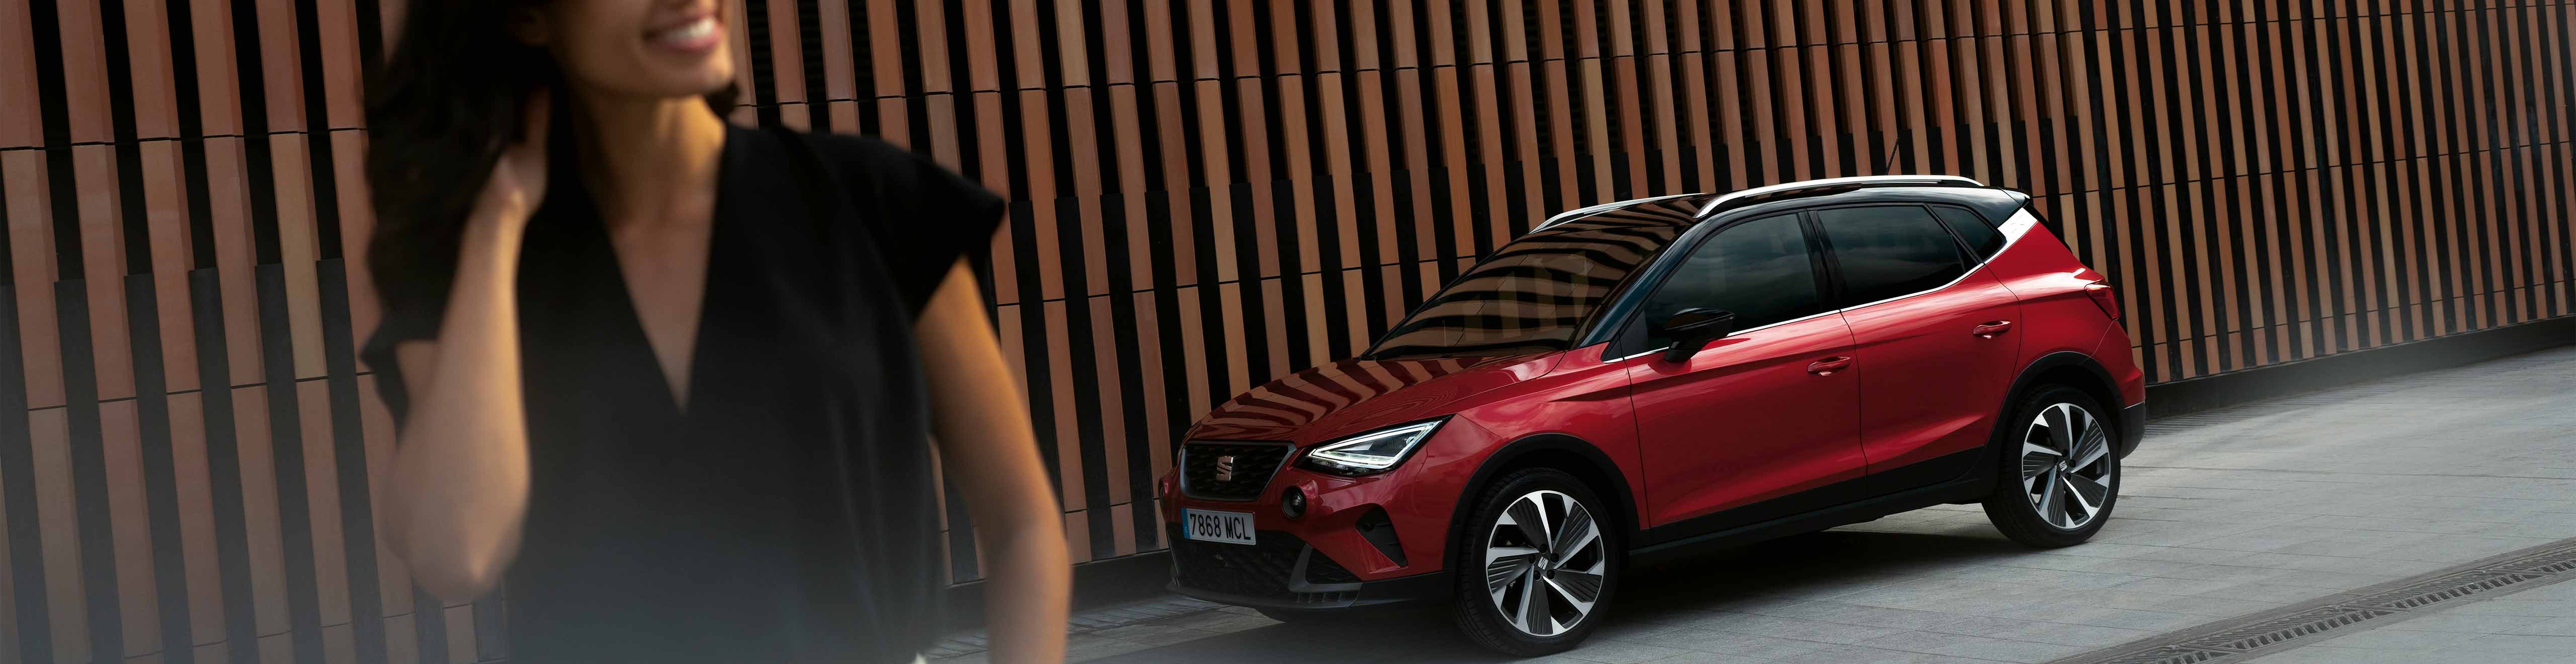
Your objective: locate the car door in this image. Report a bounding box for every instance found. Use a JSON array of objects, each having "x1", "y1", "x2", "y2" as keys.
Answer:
[
  {"x1": 1811, "y1": 204, "x2": 2022, "y2": 480},
  {"x1": 1619, "y1": 213, "x2": 1867, "y2": 530}
]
